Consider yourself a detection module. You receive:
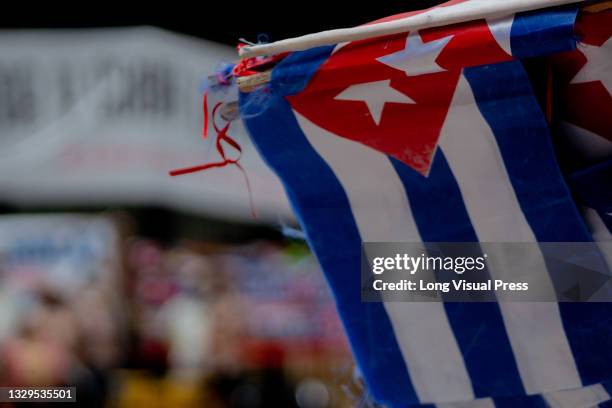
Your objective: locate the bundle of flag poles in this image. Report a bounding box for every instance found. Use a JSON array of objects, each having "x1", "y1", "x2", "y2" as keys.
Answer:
[
  {"x1": 238, "y1": 0, "x2": 587, "y2": 58},
  {"x1": 197, "y1": 1, "x2": 612, "y2": 406}
]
